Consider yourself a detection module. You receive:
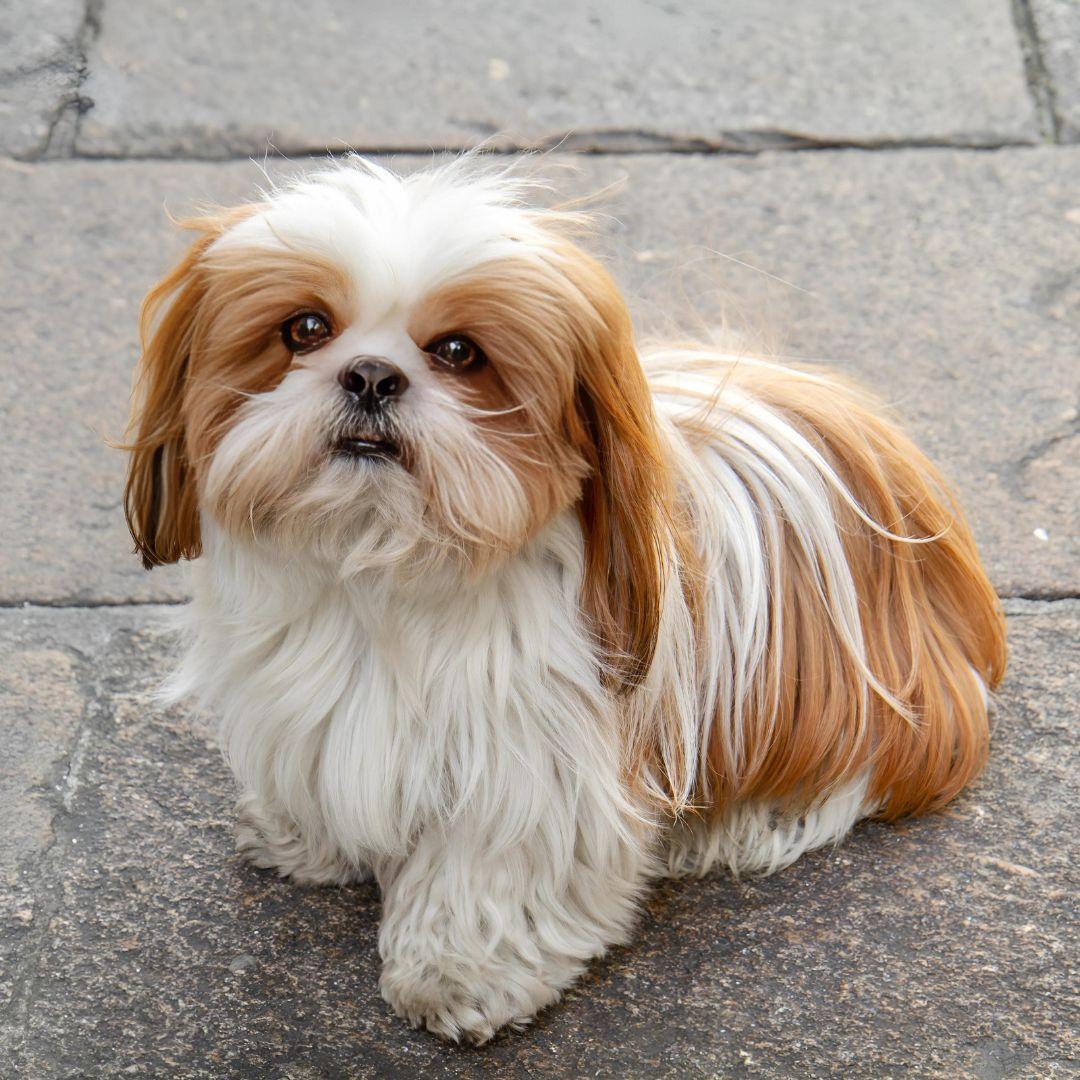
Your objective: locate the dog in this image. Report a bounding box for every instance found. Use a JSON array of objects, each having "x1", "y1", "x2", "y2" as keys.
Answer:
[{"x1": 123, "y1": 156, "x2": 1006, "y2": 1042}]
